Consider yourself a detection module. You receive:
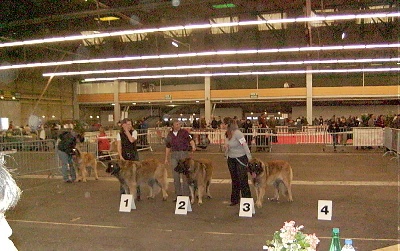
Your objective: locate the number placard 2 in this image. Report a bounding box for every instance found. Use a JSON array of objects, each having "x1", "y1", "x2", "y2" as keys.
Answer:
[
  {"x1": 174, "y1": 196, "x2": 192, "y2": 215},
  {"x1": 318, "y1": 200, "x2": 332, "y2": 220},
  {"x1": 119, "y1": 194, "x2": 136, "y2": 212},
  {"x1": 239, "y1": 198, "x2": 255, "y2": 217}
]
